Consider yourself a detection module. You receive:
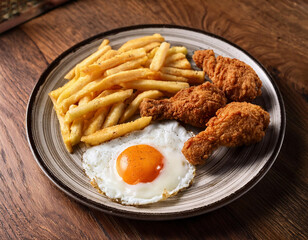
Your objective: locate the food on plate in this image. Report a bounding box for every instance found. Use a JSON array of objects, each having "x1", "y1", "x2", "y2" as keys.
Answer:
[
  {"x1": 82, "y1": 121, "x2": 195, "y2": 205},
  {"x1": 150, "y1": 42, "x2": 170, "y2": 71},
  {"x1": 64, "y1": 89, "x2": 133, "y2": 123},
  {"x1": 140, "y1": 82, "x2": 227, "y2": 128},
  {"x1": 118, "y1": 33, "x2": 164, "y2": 52},
  {"x1": 120, "y1": 79, "x2": 189, "y2": 93},
  {"x1": 49, "y1": 33, "x2": 204, "y2": 153},
  {"x1": 193, "y1": 49, "x2": 262, "y2": 102},
  {"x1": 81, "y1": 116, "x2": 152, "y2": 146},
  {"x1": 47, "y1": 33, "x2": 272, "y2": 206},
  {"x1": 119, "y1": 90, "x2": 163, "y2": 124},
  {"x1": 182, "y1": 102, "x2": 270, "y2": 165},
  {"x1": 160, "y1": 67, "x2": 205, "y2": 84}
]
